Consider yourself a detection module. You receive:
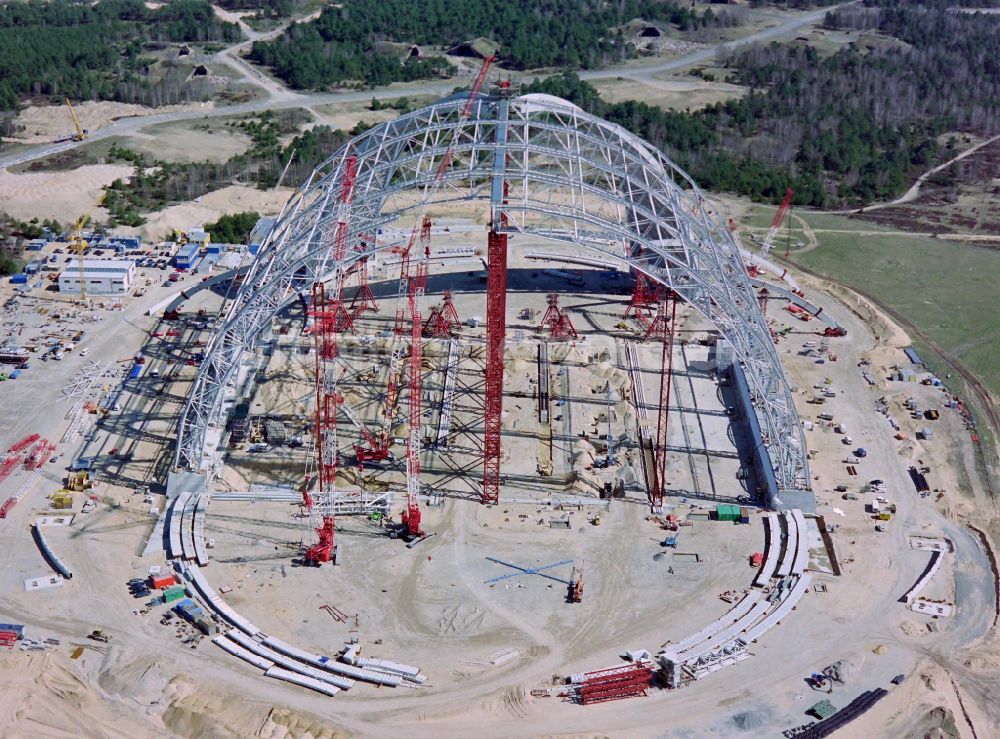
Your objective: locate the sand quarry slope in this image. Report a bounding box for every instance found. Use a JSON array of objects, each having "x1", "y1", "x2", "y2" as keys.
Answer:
[
  {"x1": 136, "y1": 185, "x2": 294, "y2": 241},
  {"x1": 0, "y1": 164, "x2": 133, "y2": 222},
  {"x1": 0, "y1": 648, "x2": 345, "y2": 738},
  {"x1": 6, "y1": 101, "x2": 212, "y2": 145}
]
